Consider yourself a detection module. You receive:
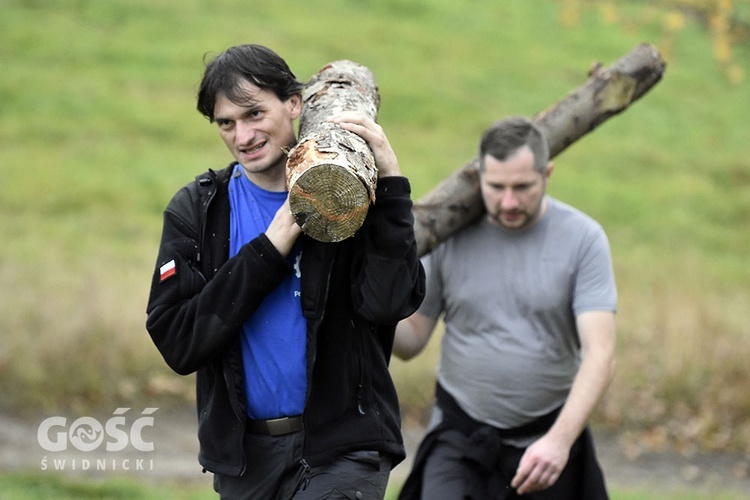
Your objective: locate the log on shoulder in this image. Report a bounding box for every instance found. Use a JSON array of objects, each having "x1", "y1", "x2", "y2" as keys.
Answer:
[
  {"x1": 287, "y1": 60, "x2": 380, "y2": 242},
  {"x1": 414, "y1": 43, "x2": 667, "y2": 256}
]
